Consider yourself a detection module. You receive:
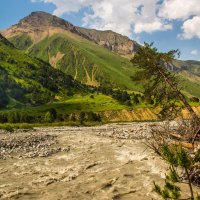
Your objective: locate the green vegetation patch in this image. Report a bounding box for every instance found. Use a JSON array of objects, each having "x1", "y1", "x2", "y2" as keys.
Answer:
[{"x1": 10, "y1": 33, "x2": 33, "y2": 50}]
